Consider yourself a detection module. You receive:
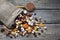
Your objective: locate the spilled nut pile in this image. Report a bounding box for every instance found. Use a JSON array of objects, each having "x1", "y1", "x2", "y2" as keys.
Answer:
[
  {"x1": 0, "y1": 10, "x2": 47, "y2": 38},
  {"x1": 0, "y1": 9, "x2": 47, "y2": 38}
]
